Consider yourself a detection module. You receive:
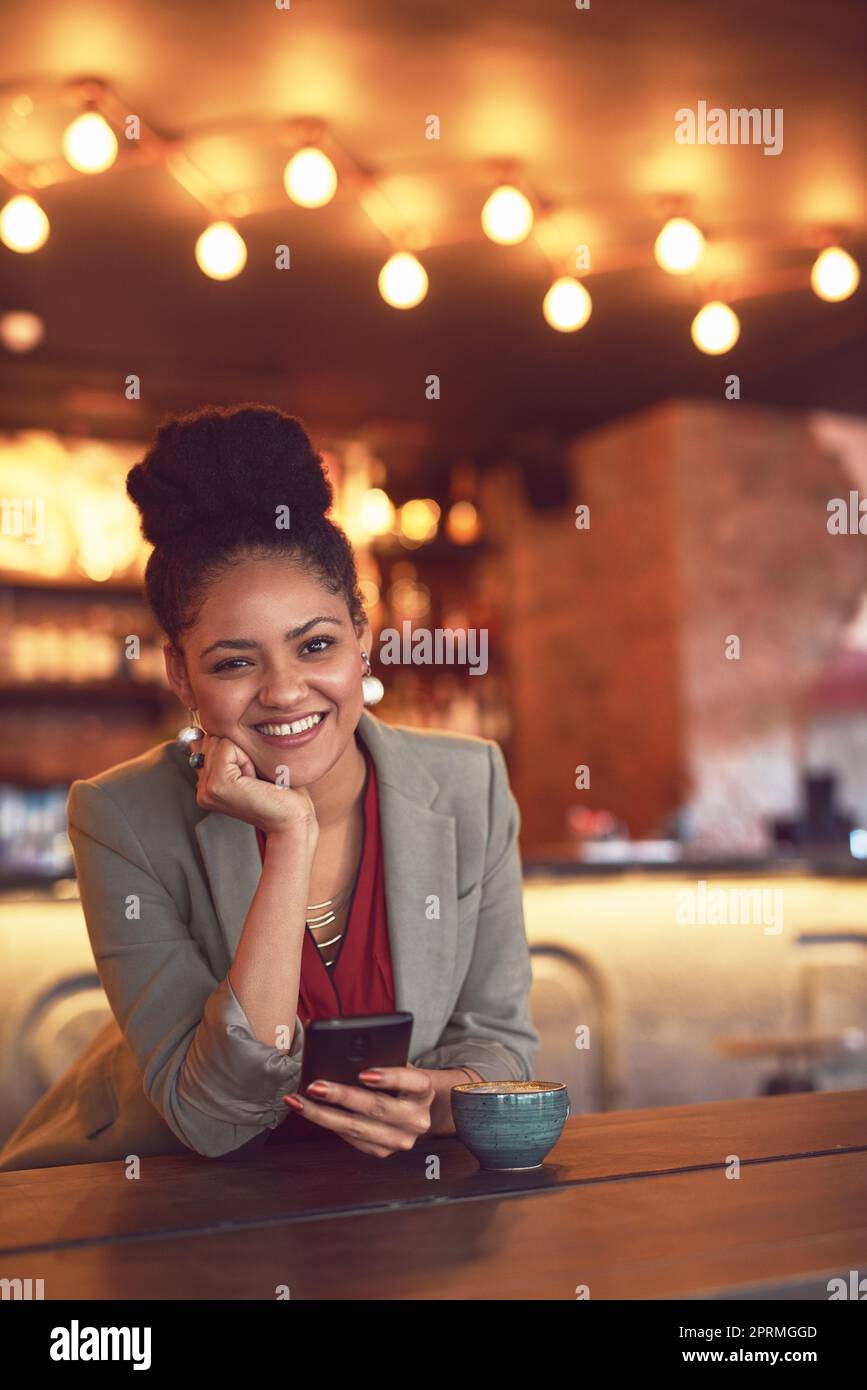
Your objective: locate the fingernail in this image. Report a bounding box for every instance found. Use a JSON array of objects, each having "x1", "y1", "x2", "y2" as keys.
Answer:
[
  {"x1": 284, "y1": 1095, "x2": 303, "y2": 1111},
  {"x1": 307, "y1": 1082, "x2": 329, "y2": 1097},
  {"x1": 358, "y1": 1070, "x2": 381, "y2": 1082}
]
